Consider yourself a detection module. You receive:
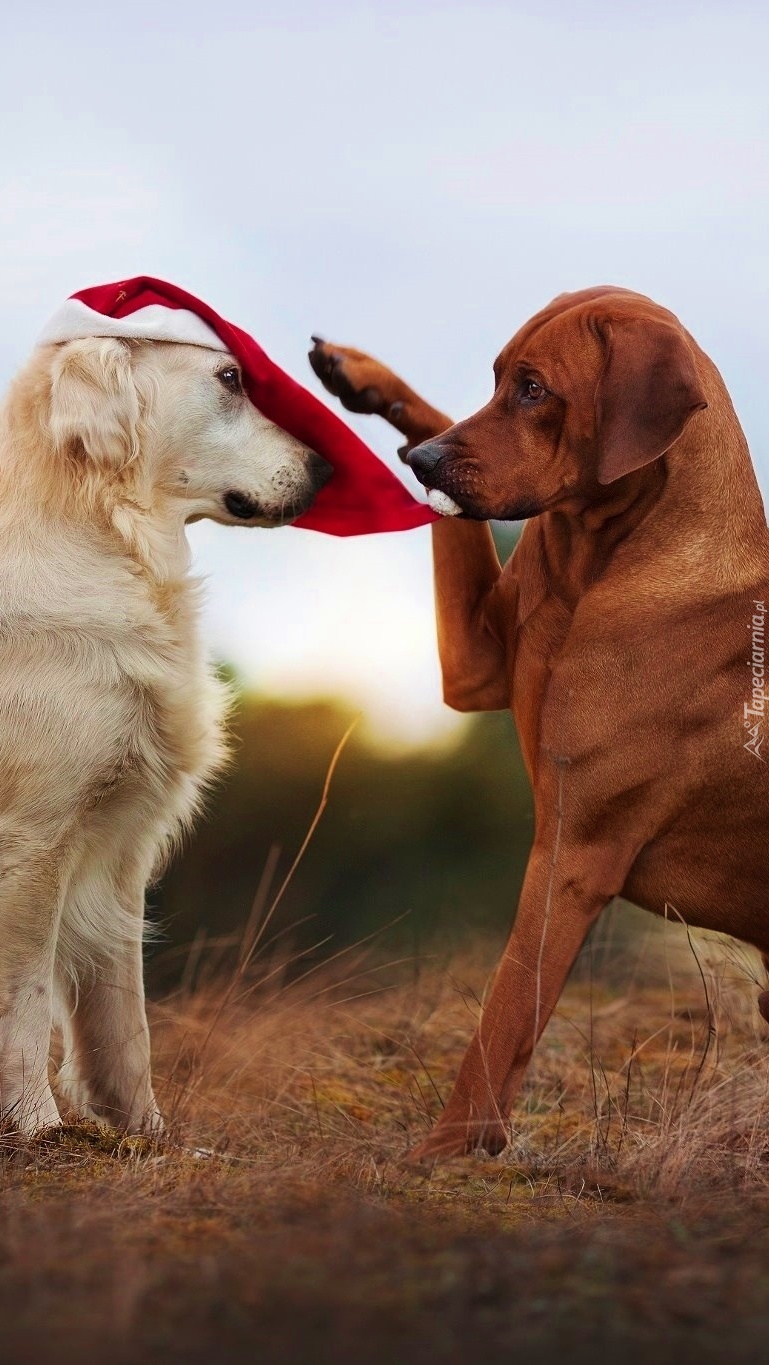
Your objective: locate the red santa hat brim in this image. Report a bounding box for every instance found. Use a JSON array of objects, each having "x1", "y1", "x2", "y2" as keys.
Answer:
[{"x1": 37, "y1": 276, "x2": 439, "y2": 538}]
